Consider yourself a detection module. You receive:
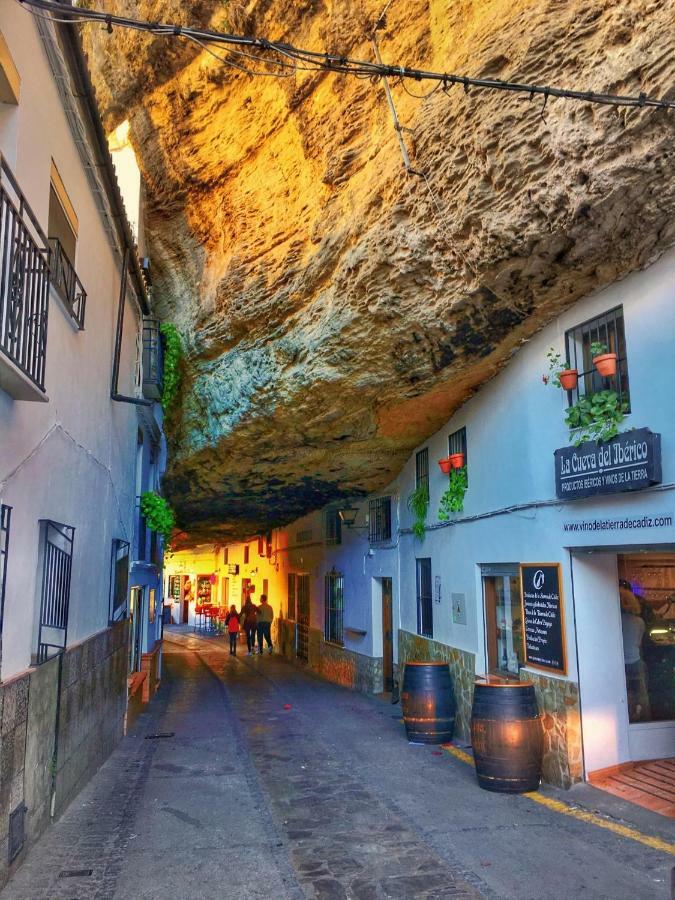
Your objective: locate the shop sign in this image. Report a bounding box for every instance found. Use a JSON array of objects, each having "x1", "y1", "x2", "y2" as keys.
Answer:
[
  {"x1": 228, "y1": 564, "x2": 239, "y2": 575},
  {"x1": 554, "y1": 428, "x2": 661, "y2": 501},
  {"x1": 520, "y1": 563, "x2": 566, "y2": 675}
]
